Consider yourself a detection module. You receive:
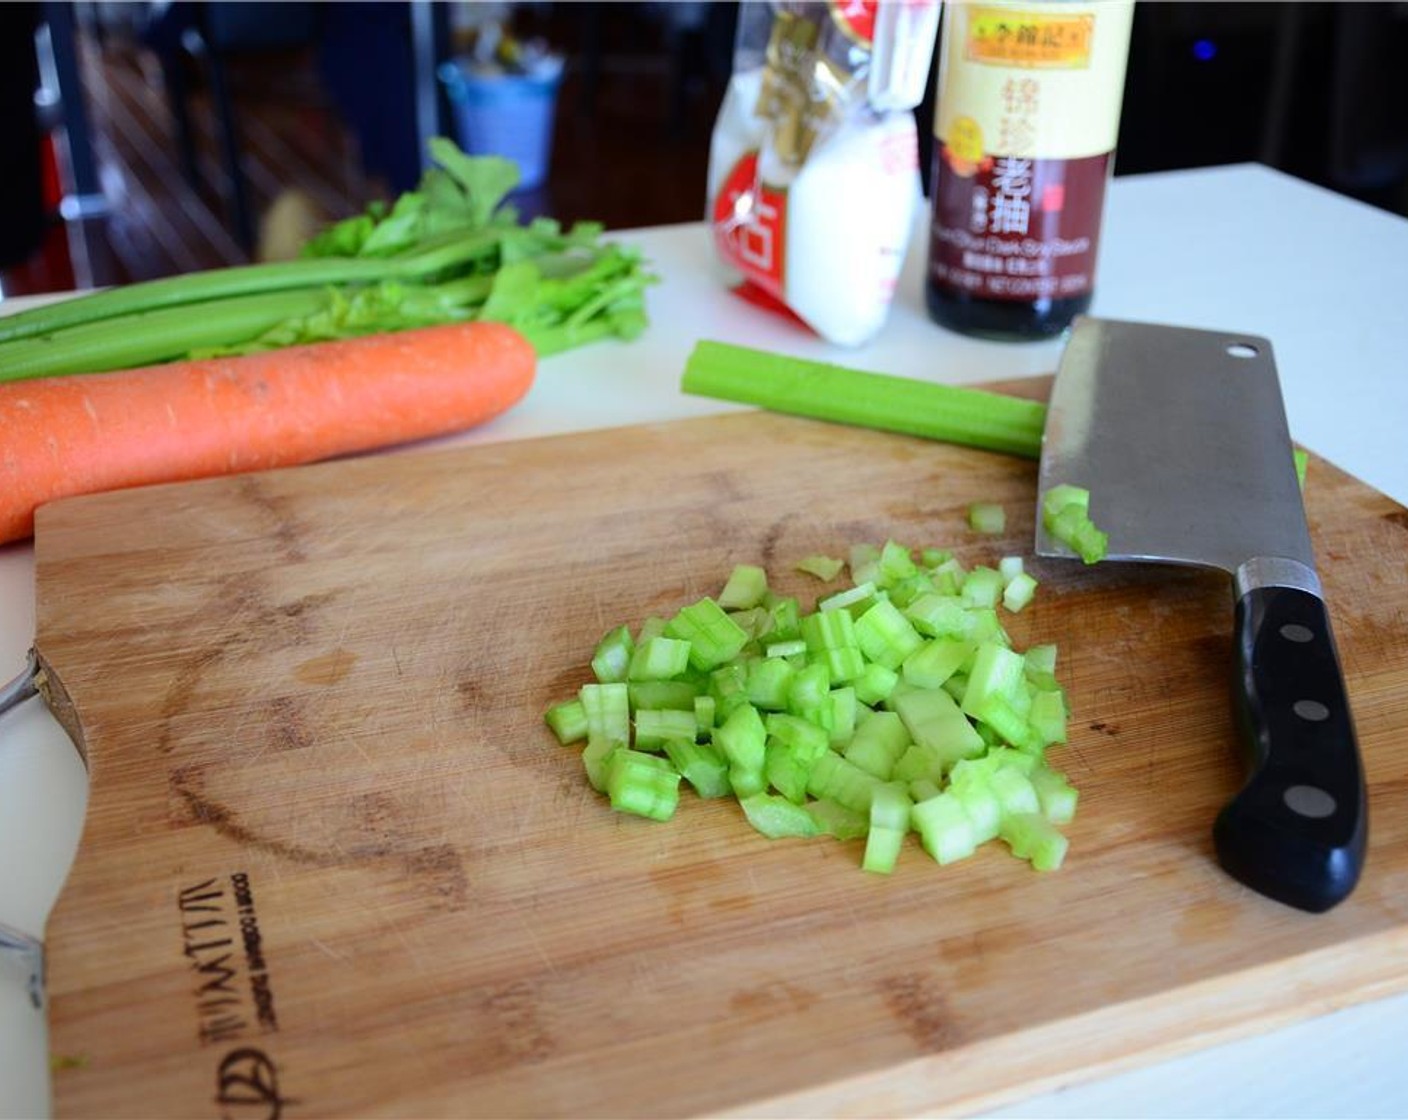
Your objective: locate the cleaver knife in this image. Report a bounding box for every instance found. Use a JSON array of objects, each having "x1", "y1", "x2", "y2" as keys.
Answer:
[{"x1": 1036, "y1": 317, "x2": 1367, "y2": 912}]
